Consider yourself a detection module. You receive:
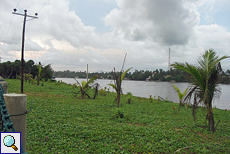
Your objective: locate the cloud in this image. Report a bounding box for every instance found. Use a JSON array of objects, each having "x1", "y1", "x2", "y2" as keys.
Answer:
[
  {"x1": 0, "y1": 0, "x2": 229, "y2": 72},
  {"x1": 104, "y1": 0, "x2": 200, "y2": 45},
  {"x1": 193, "y1": 24, "x2": 230, "y2": 55}
]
